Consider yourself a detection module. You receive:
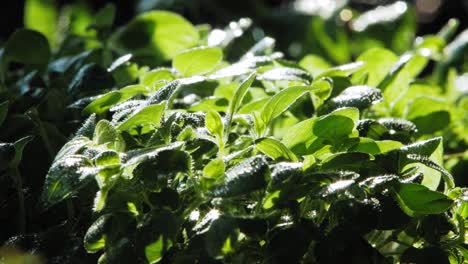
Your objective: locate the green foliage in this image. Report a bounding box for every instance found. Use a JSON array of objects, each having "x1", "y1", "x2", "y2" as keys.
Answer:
[
  {"x1": 111, "y1": 11, "x2": 199, "y2": 65},
  {"x1": 1, "y1": 2, "x2": 468, "y2": 263},
  {"x1": 24, "y1": 0, "x2": 58, "y2": 46},
  {"x1": 172, "y1": 47, "x2": 223, "y2": 76},
  {"x1": 393, "y1": 183, "x2": 453, "y2": 216},
  {"x1": 1, "y1": 29, "x2": 50, "y2": 81},
  {"x1": 116, "y1": 102, "x2": 166, "y2": 132}
]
